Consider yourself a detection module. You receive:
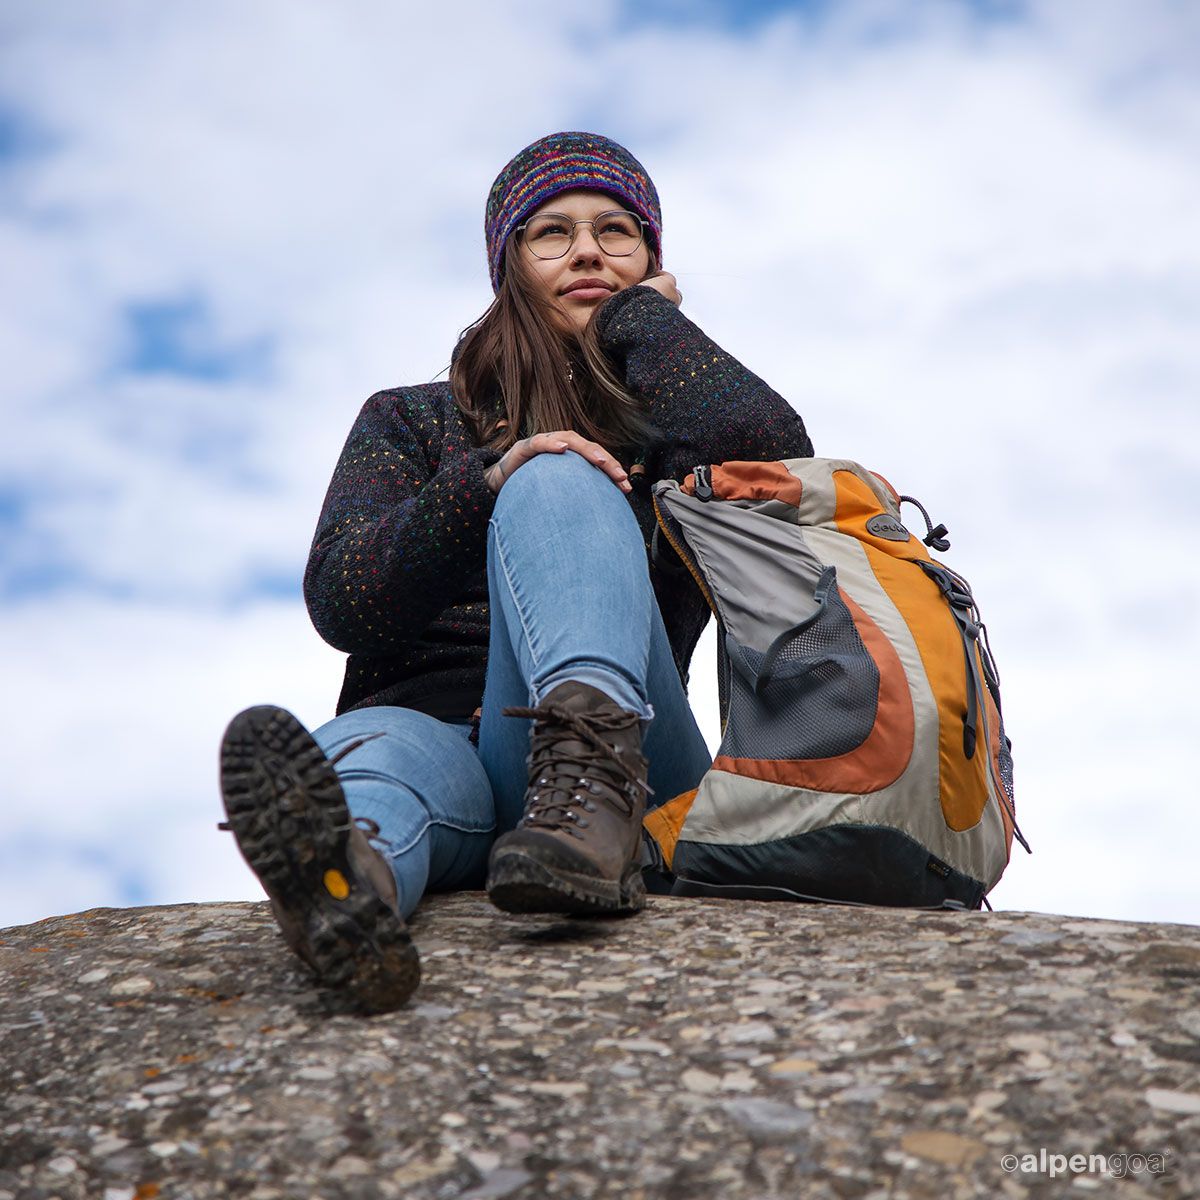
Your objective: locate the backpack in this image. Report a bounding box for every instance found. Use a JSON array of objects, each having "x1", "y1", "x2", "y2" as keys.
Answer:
[{"x1": 642, "y1": 457, "x2": 1029, "y2": 910}]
